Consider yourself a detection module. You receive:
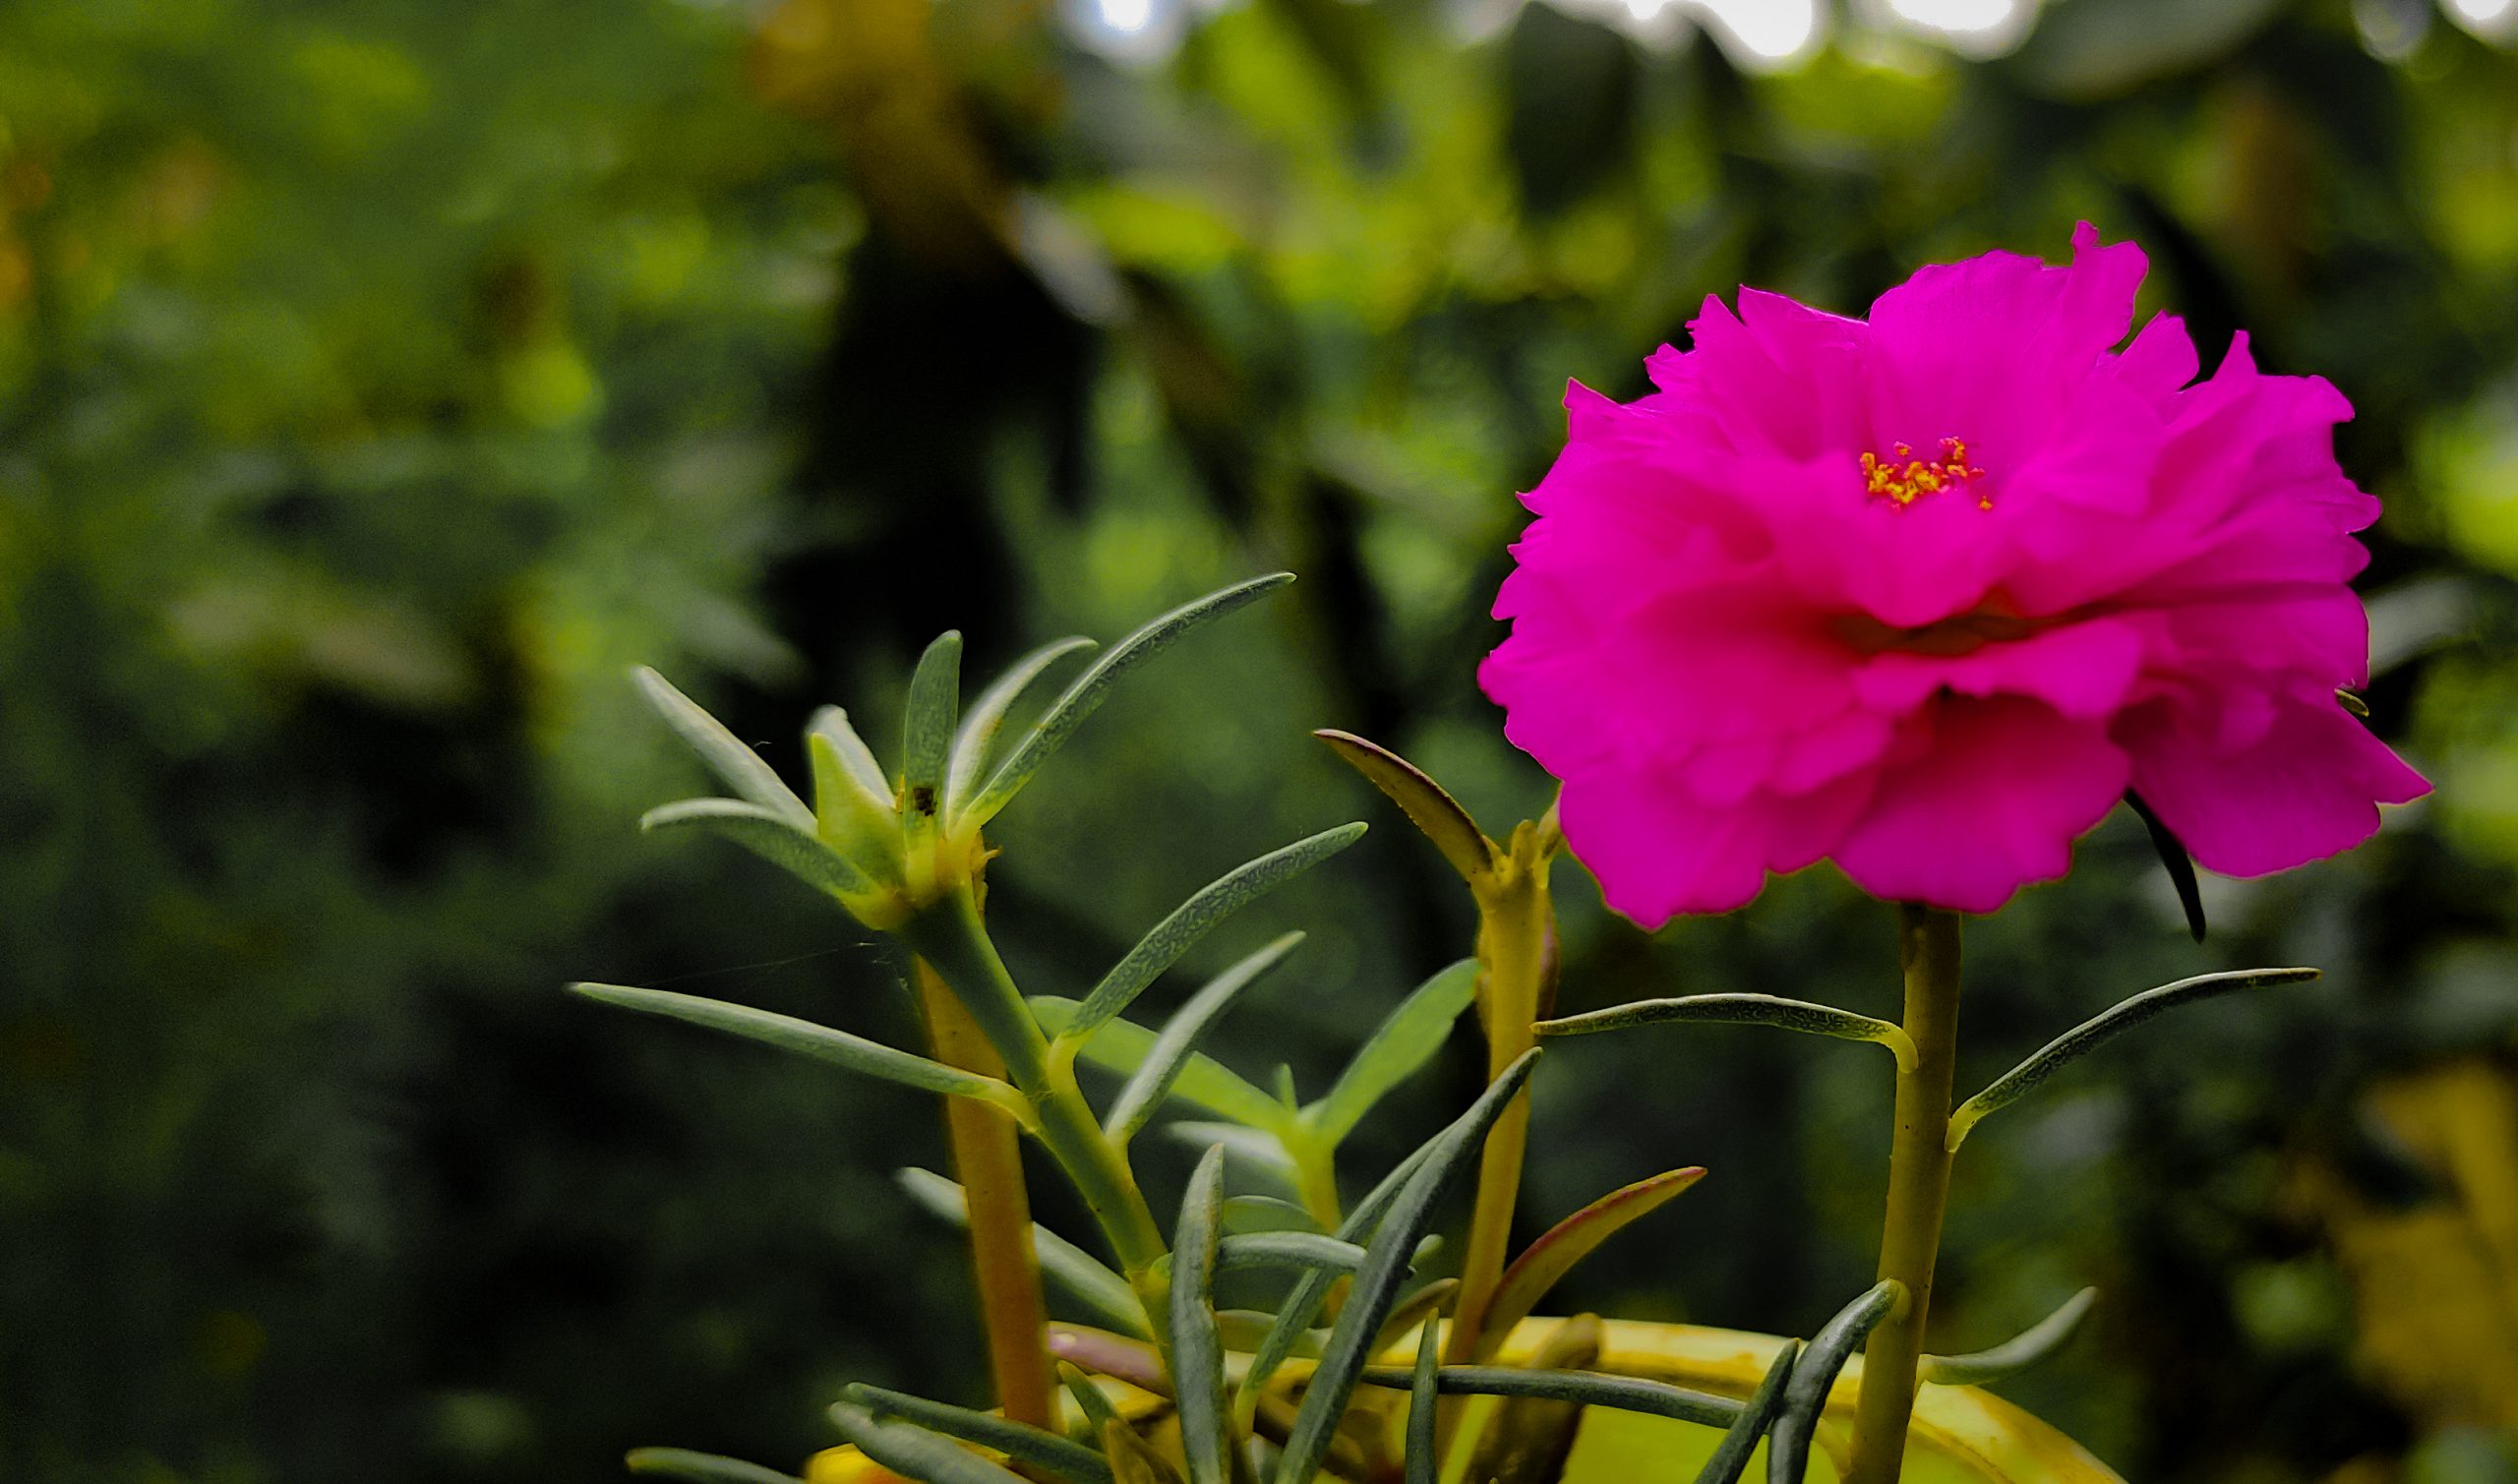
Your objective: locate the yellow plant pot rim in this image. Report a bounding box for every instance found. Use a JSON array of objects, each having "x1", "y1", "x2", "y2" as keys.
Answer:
[{"x1": 806, "y1": 1316, "x2": 2124, "y2": 1483}]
